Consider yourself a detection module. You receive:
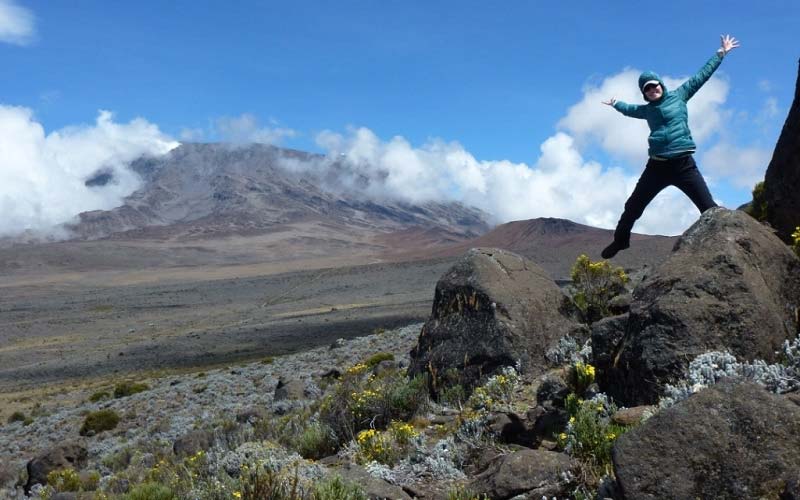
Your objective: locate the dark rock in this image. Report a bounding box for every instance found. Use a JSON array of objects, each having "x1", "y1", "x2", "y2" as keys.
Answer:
[
  {"x1": 602, "y1": 208, "x2": 800, "y2": 405},
  {"x1": 536, "y1": 375, "x2": 570, "y2": 408},
  {"x1": 330, "y1": 463, "x2": 413, "y2": 499},
  {"x1": 468, "y1": 448, "x2": 574, "y2": 499},
  {"x1": 597, "y1": 476, "x2": 623, "y2": 500},
  {"x1": 763, "y1": 59, "x2": 800, "y2": 243},
  {"x1": 487, "y1": 412, "x2": 538, "y2": 448},
  {"x1": 608, "y1": 292, "x2": 632, "y2": 315},
  {"x1": 317, "y1": 368, "x2": 342, "y2": 380},
  {"x1": 528, "y1": 405, "x2": 568, "y2": 442},
  {"x1": 173, "y1": 429, "x2": 214, "y2": 457},
  {"x1": 590, "y1": 313, "x2": 628, "y2": 382},
  {"x1": 409, "y1": 248, "x2": 577, "y2": 395},
  {"x1": 463, "y1": 447, "x2": 507, "y2": 477},
  {"x1": 785, "y1": 391, "x2": 800, "y2": 407},
  {"x1": 783, "y1": 477, "x2": 800, "y2": 500},
  {"x1": 400, "y1": 481, "x2": 453, "y2": 500},
  {"x1": 613, "y1": 382, "x2": 800, "y2": 500},
  {"x1": 25, "y1": 442, "x2": 88, "y2": 494}
]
